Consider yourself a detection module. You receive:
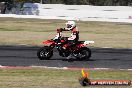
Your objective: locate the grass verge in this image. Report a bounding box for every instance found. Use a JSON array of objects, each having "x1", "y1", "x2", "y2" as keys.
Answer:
[
  {"x1": 0, "y1": 17, "x2": 132, "y2": 48},
  {"x1": 0, "y1": 68, "x2": 131, "y2": 88}
]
